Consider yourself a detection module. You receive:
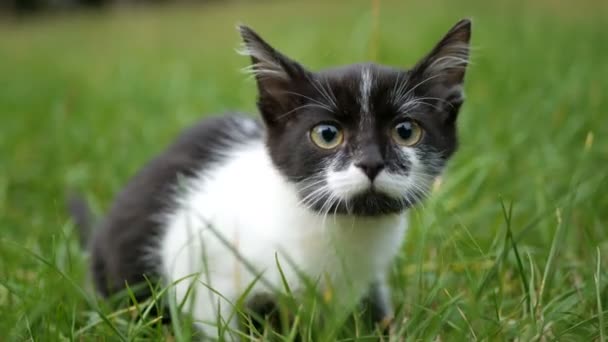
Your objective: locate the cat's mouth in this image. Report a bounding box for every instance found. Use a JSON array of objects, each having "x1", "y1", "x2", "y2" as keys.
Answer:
[
  {"x1": 302, "y1": 188, "x2": 411, "y2": 217},
  {"x1": 303, "y1": 166, "x2": 428, "y2": 216},
  {"x1": 350, "y1": 178, "x2": 405, "y2": 201}
]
